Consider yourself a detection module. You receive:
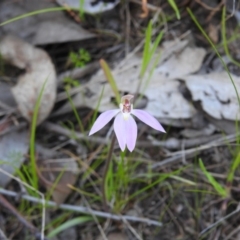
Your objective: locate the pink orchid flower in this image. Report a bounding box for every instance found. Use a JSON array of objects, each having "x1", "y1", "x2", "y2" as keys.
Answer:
[{"x1": 89, "y1": 94, "x2": 165, "y2": 152}]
